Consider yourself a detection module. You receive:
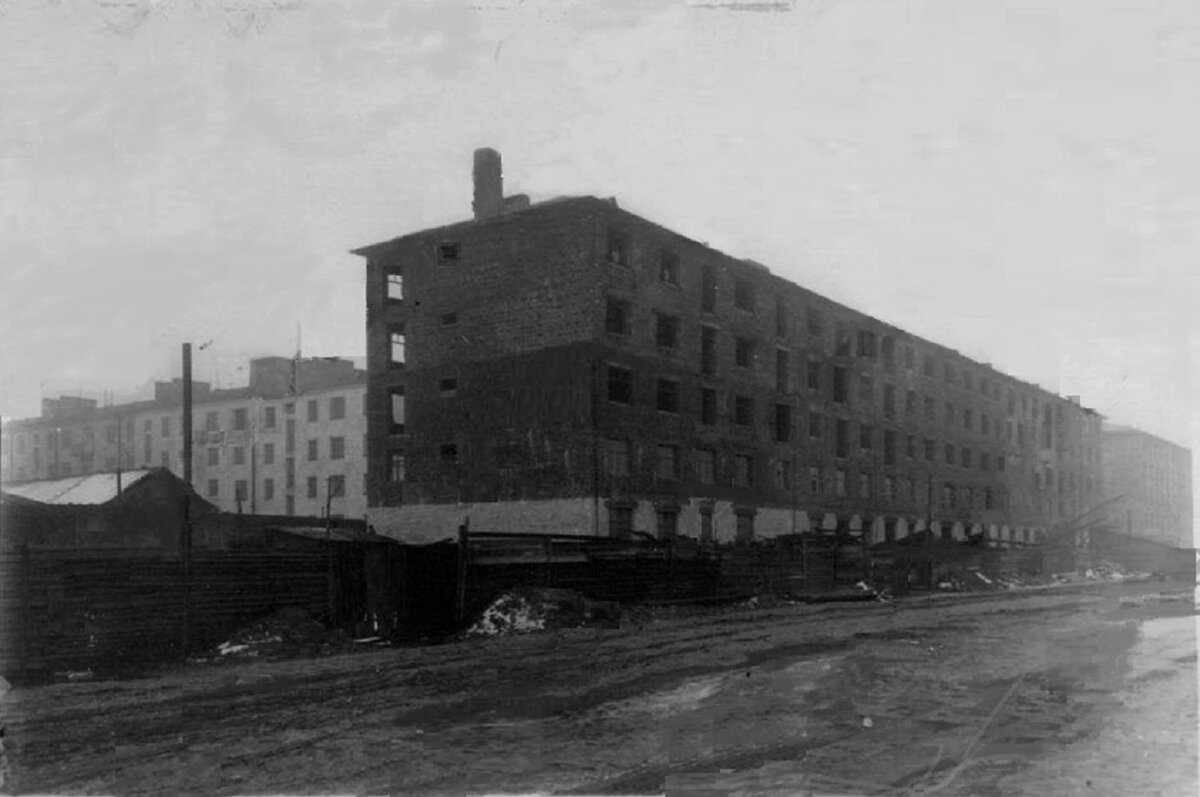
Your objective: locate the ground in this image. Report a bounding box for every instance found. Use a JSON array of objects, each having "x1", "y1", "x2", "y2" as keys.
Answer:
[{"x1": 2, "y1": 580, "x2": 1196, "y2": 796}]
